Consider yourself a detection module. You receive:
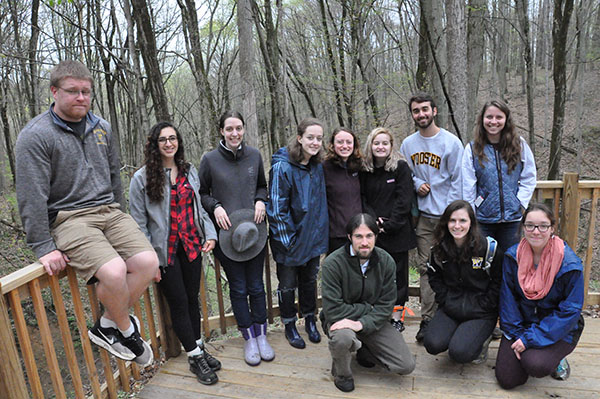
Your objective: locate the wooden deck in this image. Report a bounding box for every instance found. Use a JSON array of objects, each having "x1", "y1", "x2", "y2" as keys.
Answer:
[{"x1": 138, "y1": 318, "x2": 600, "y2": 398}]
